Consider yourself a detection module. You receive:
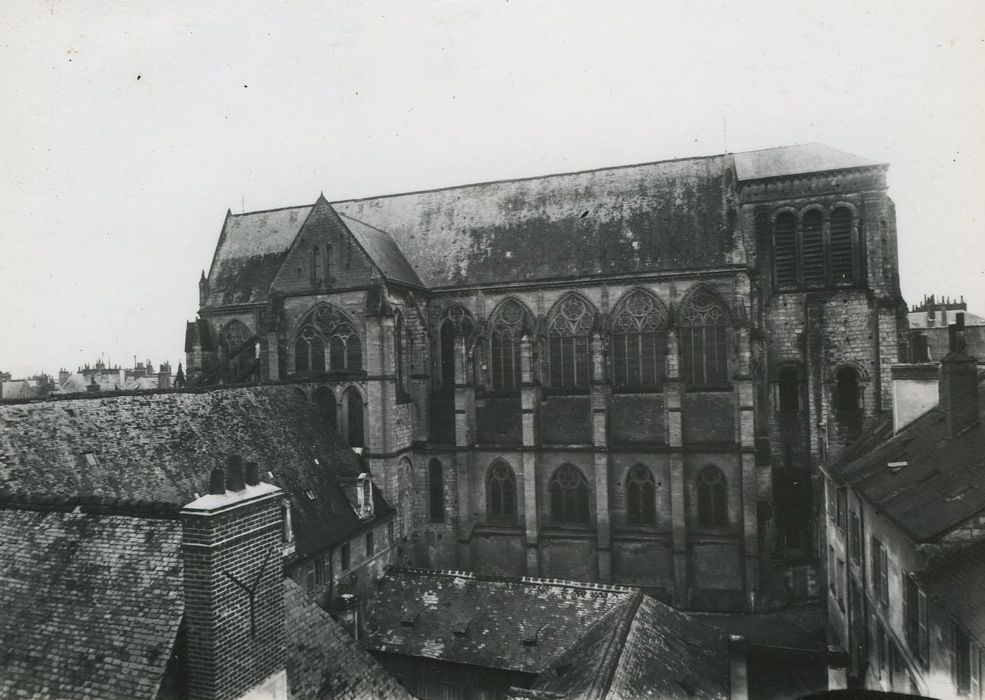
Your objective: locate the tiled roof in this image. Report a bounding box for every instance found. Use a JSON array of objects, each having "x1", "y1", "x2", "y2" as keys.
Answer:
[
  {"x1": 828, "y1": 374, "x2": 985, "y2": 542},
  {"x1": 604, "y1": 597, "x2": 729, "y2": 699},
  {"x1": 0, "y1": 509, "x2": 183, "y2": 700},
  {"x1": 365, "y1": 568, "x2": 636, "y2": 674},
  {"x1": 732, "y1": 143, "x2": 882, "y2": 181},
  {"x1": 284, "y1": 579, "x2": 412, "y2": 700},
  {"x1": 206, "y1": 206, "x2": 312, "y2": 306},
  {"x1": 334, "y1": 154, "x2": 736, "y2": 288},
  {"x1": 916, "y1": 539, "x2": 985, "y2": 645},
  {"x1": 530, "y1": 595, "x2": 729, "y2": 700},
  {"x1": 339, "y1": 213, "x2": 424, "y2": 288},
  {"x1": 0, "y1": 385, "x2": 394, "y2": 556}
]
